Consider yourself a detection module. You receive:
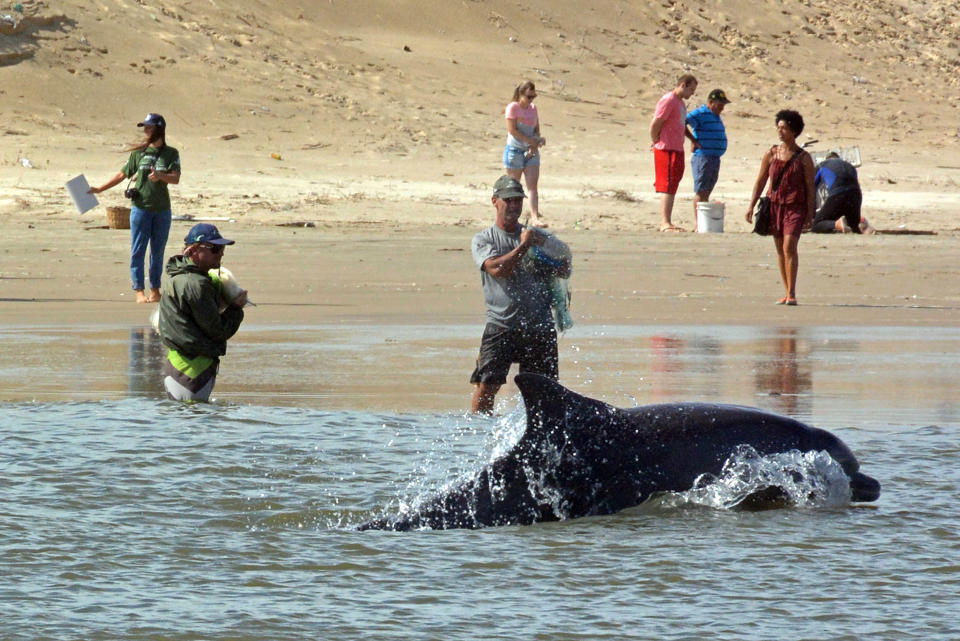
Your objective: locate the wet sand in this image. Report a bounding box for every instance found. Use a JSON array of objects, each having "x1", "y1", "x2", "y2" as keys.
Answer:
[
  {"x1": 4, "y1": 217, "x2": 960, "y2": 327},
  {"x1": 4, "y1": 321, "x2": 960, "y2": 415}
]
